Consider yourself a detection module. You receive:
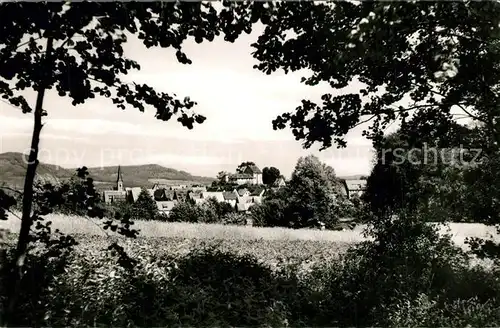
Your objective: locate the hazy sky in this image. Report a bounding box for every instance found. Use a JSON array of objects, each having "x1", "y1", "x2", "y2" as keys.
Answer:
[{"x1": 0, "y1": 23, "x2": 376, "y2": 178}]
